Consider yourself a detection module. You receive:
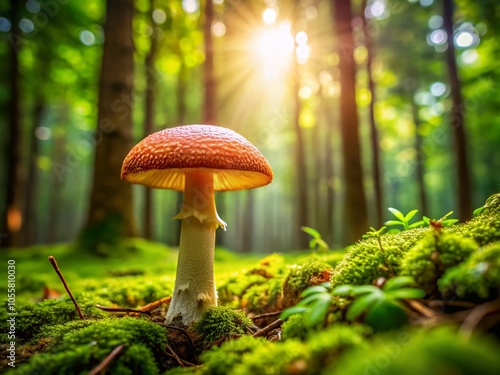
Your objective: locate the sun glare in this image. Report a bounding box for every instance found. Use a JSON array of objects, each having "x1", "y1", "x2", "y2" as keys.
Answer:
[{"x1": 253, "y1": 22, "x2": 294, "y2": 81}]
